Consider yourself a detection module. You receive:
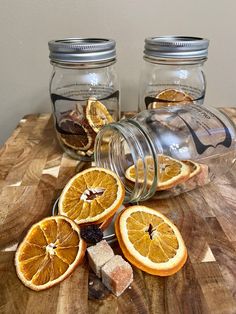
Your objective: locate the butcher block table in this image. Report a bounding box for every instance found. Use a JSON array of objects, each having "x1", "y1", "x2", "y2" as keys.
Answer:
[{"x1": 1, "y1": 108, "x2": 236, "y2": 314}]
